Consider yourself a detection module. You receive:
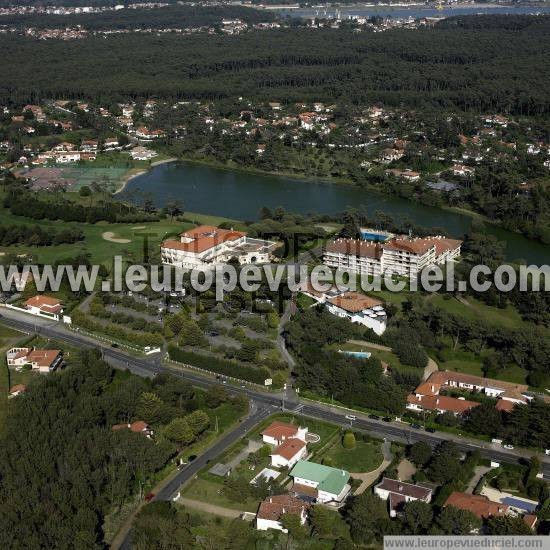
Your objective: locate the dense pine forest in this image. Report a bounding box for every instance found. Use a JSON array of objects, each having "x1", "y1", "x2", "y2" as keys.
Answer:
[{"x1": 1, "y1": 15, "x2": 549, "y2": 115}]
